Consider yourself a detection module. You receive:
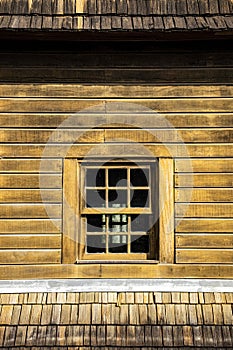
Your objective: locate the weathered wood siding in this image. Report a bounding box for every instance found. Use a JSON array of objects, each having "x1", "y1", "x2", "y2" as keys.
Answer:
[{"x1": 0, "y1": 42, "x2": 232, "y2": 273}]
